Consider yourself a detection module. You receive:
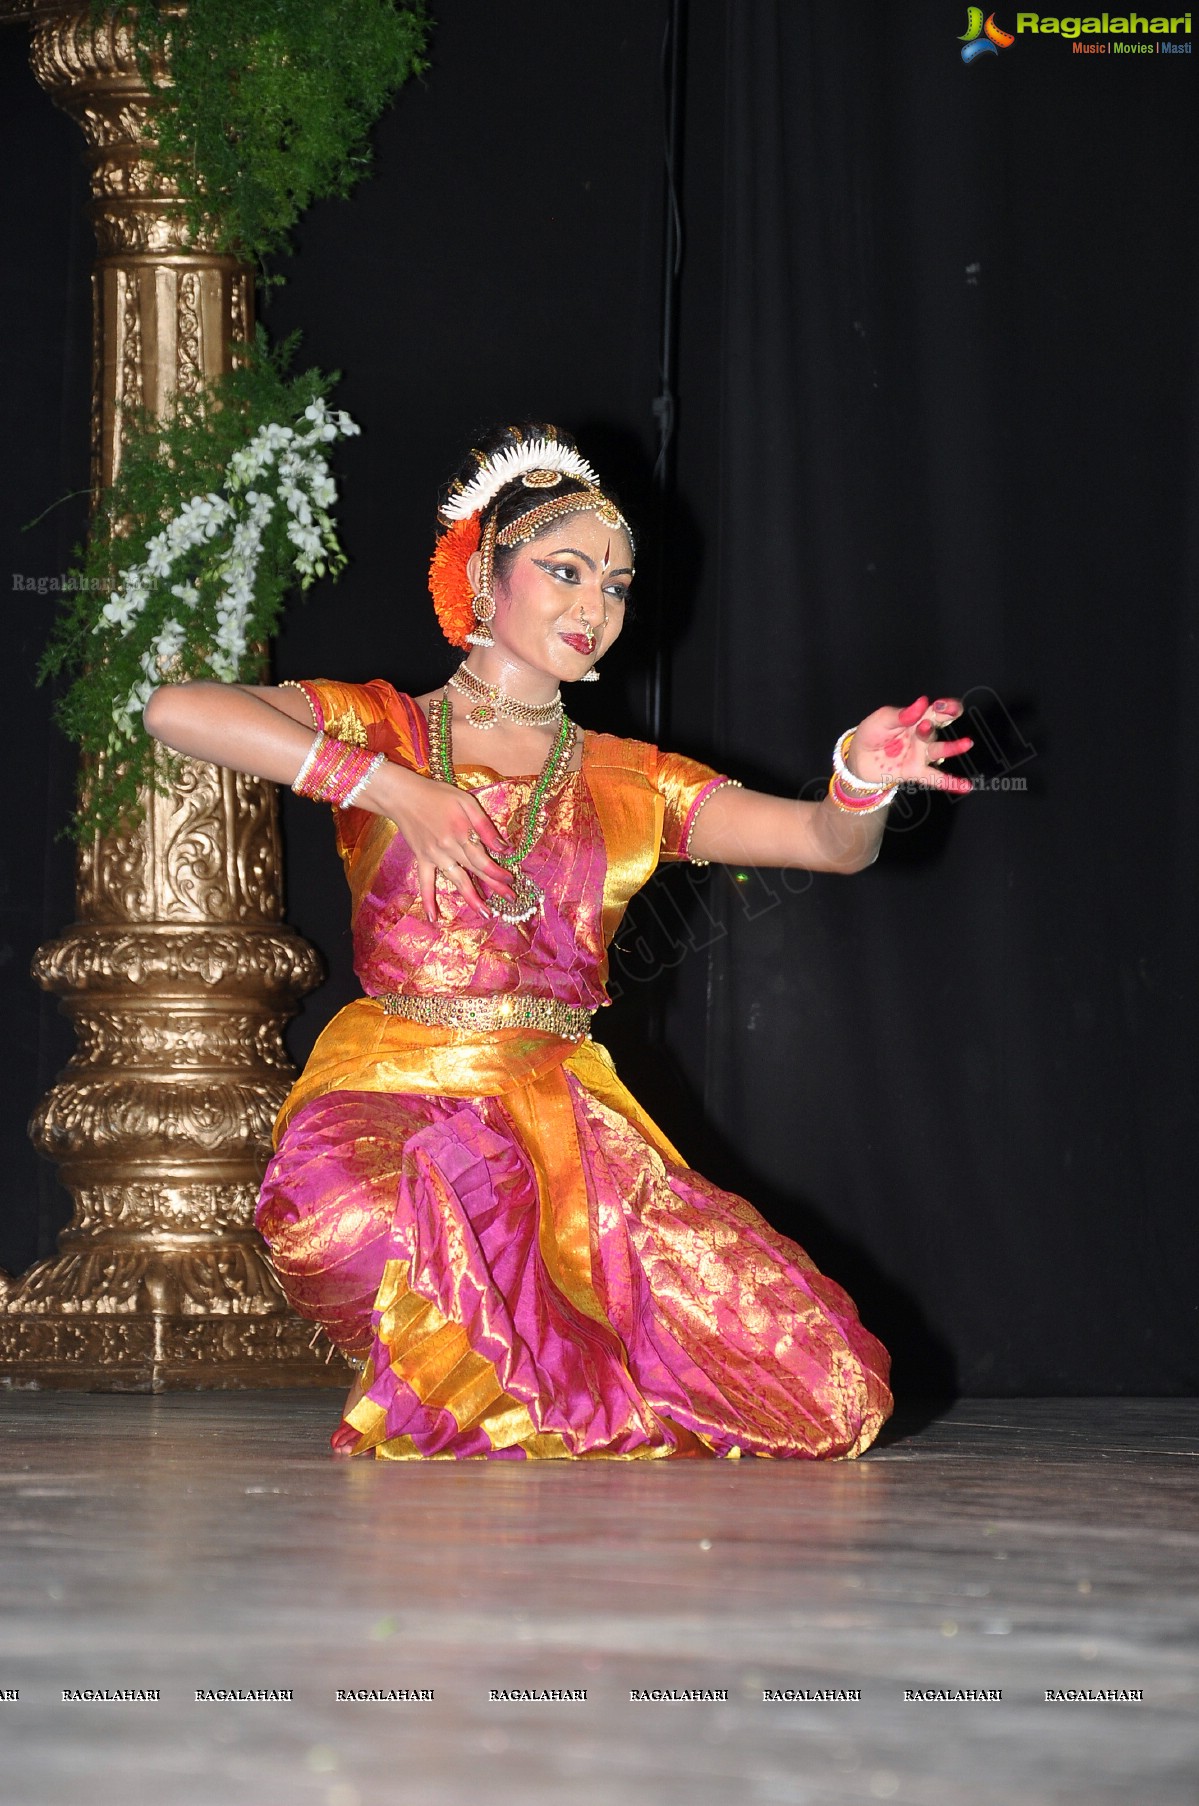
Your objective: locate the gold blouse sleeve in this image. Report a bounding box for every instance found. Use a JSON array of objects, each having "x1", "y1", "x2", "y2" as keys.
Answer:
[{"x1": 279, "y1": 679, "x2": 379, "y2": 744}]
